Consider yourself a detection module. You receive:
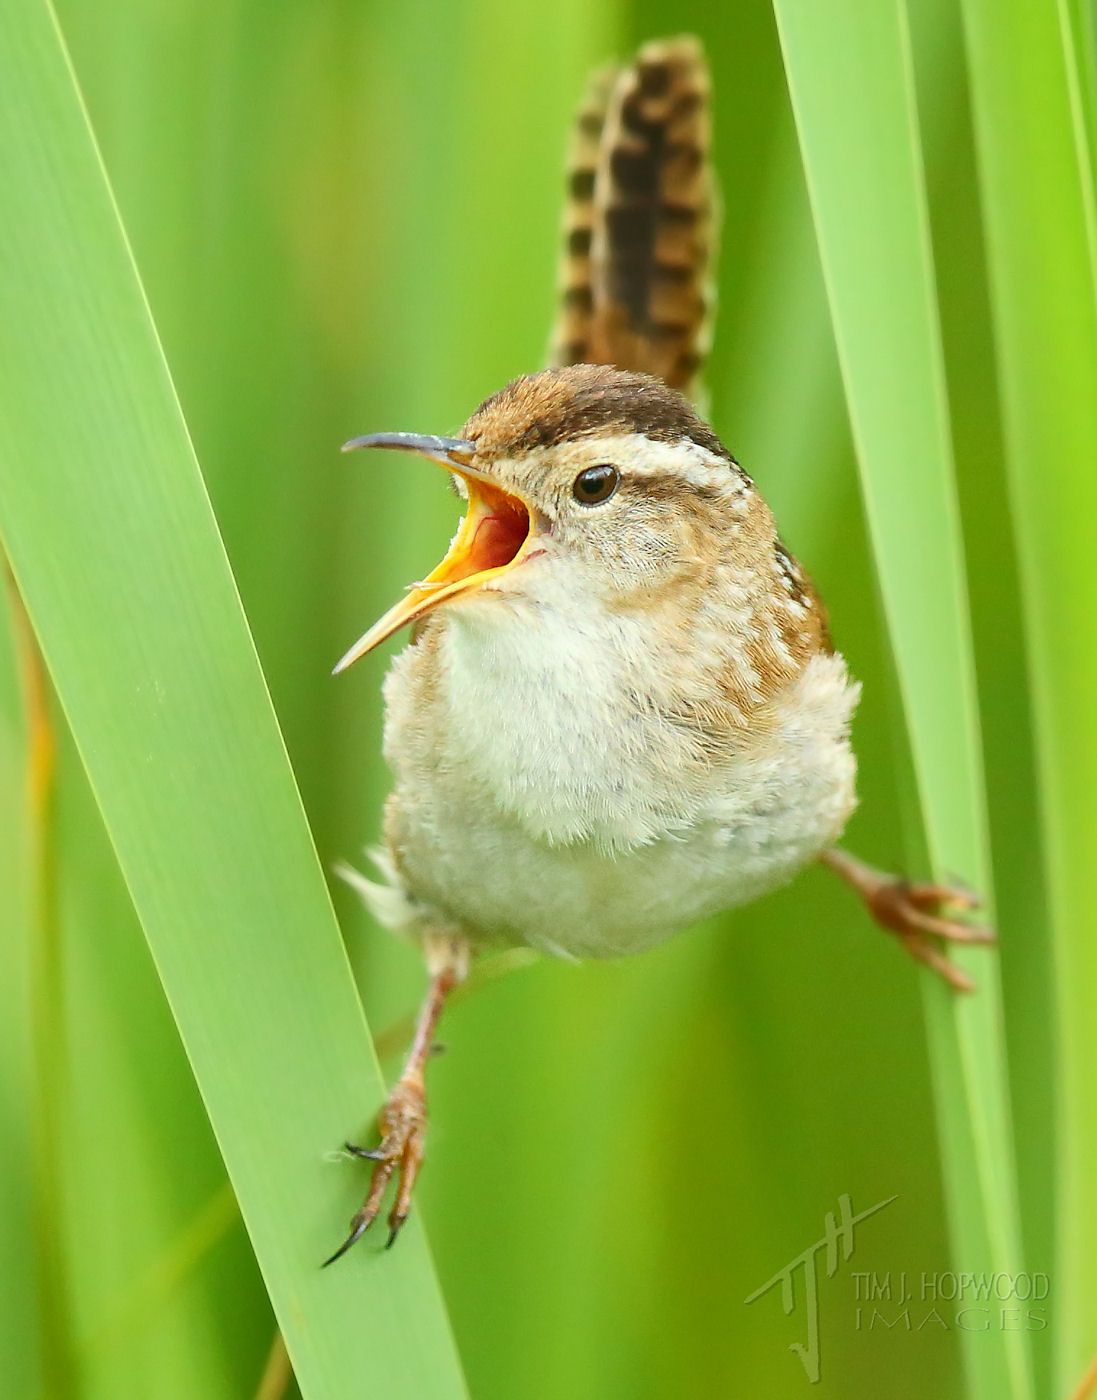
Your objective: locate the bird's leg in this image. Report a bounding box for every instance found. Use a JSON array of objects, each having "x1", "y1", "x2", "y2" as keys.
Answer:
[
  {"x1": 325, "y1": 937, "x2": 468, "y2": 1262},
  {"x1": 820, "y1": 847, "x2": 995, "y2": 993}
]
